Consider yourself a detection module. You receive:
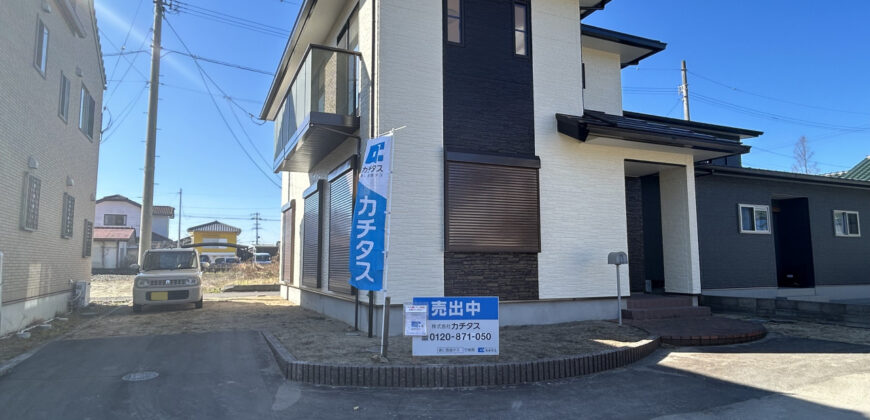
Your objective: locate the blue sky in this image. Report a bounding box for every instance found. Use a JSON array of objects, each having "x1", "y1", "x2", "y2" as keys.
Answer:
[{"x1": 95, "y1": 0, "x2": 869, "y2": 244}]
